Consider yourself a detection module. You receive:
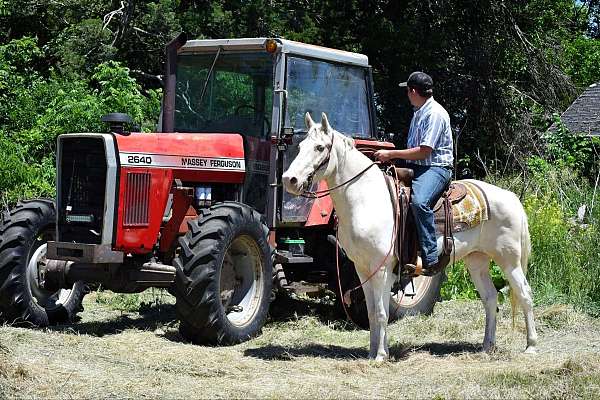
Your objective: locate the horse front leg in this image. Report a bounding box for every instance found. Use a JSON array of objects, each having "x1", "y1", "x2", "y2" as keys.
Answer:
[{"x1": 358, "y1": 266, "x2": 393, "y2": 361}]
